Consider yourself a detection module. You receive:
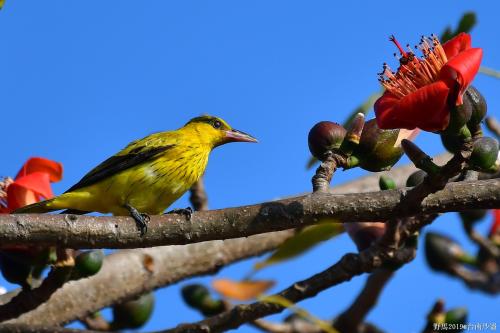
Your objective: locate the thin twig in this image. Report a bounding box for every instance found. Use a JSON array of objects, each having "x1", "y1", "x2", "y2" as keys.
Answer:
[{"x1": 189, "y1": 177, "x2": 209, "y2": 211}]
